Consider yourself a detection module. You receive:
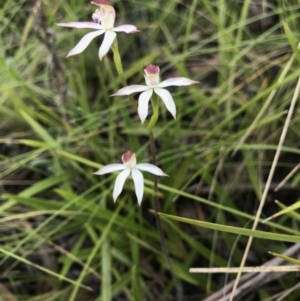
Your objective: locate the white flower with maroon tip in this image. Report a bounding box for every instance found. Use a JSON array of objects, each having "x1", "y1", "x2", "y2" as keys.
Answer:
[
  {"x1": 93, "y1": 151, "x2": 167, "y2": 205},
  {"x1": 111, "y1": 64, "x2": 199, "y2": 123},
  {"x1": 56, "y1": 0, "x2": 139, "y2": 60}
]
